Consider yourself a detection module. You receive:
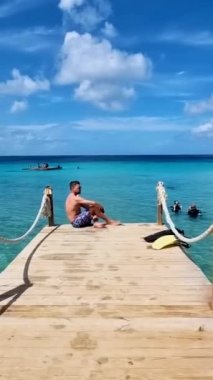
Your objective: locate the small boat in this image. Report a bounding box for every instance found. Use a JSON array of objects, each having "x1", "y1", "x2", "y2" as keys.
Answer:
[{"x1": 23, "y1": 163, "x2": 62, "y2": 171}]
